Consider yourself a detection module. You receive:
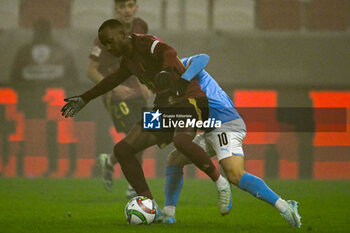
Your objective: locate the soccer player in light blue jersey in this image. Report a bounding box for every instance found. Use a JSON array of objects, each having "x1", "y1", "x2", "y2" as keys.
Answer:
[{"x1": 160, "y1": 54, "x2": 302, "y2": 228}]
